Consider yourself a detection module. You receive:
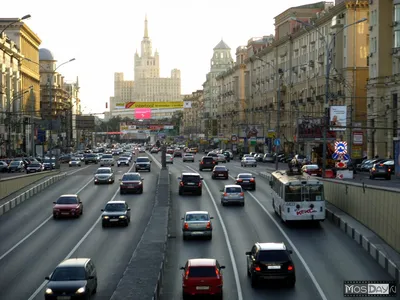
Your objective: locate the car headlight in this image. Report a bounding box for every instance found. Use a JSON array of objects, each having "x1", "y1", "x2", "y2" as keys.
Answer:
[
  {"x1": 119, "y1": 216, "x2": 126, "y2": 219},
  {"x1": 103, "y1": 216, "x2": 109, "y2": 219},
  {"x1": 45, "y1": 288, "x2": 53, "y2": 294},
  {"x1": 76, "y1": 287, "x2": 85, "y2": 294}
]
